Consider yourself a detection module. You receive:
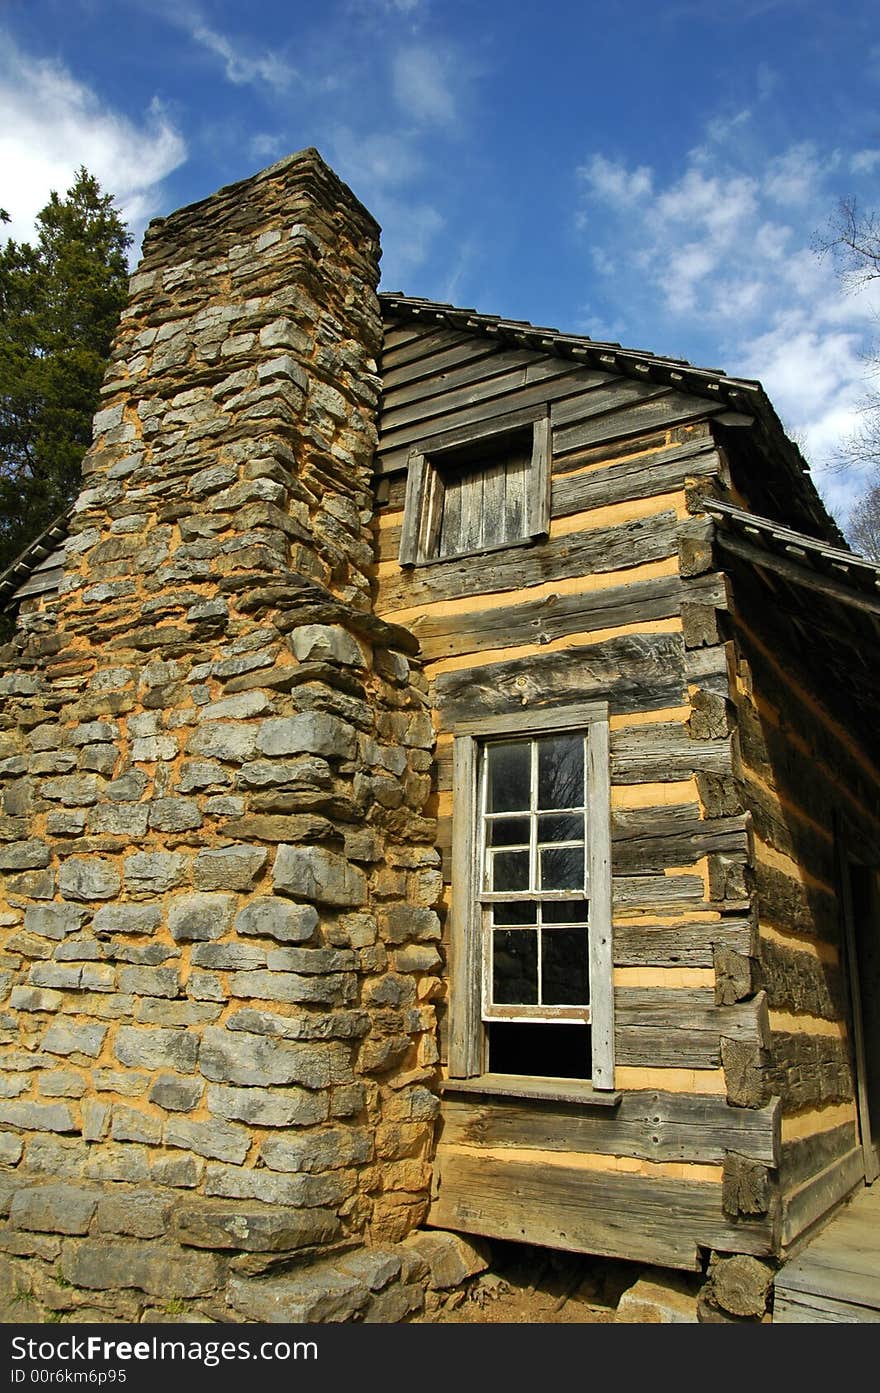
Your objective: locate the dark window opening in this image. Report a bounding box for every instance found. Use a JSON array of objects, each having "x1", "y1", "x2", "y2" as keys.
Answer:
[{"x1": 487, "y1": 1022, "x2": 591, "y2": 1079}]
